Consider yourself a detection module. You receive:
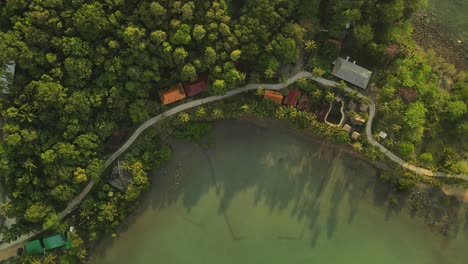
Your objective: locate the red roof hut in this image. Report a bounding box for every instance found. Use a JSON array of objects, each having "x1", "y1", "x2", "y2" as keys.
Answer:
[
  {"x1": 264, "y1": 90, "x2": 284, "y2": 104},
  {"x1": 283, "y1": 89, "x2": 300, "y2": 107},
  {"x1": 159, "y1": 83, "x2": 187, "y2": 105},
  {"x1": 182, "y1": 74, "x2": 209, "y2": 97}
]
